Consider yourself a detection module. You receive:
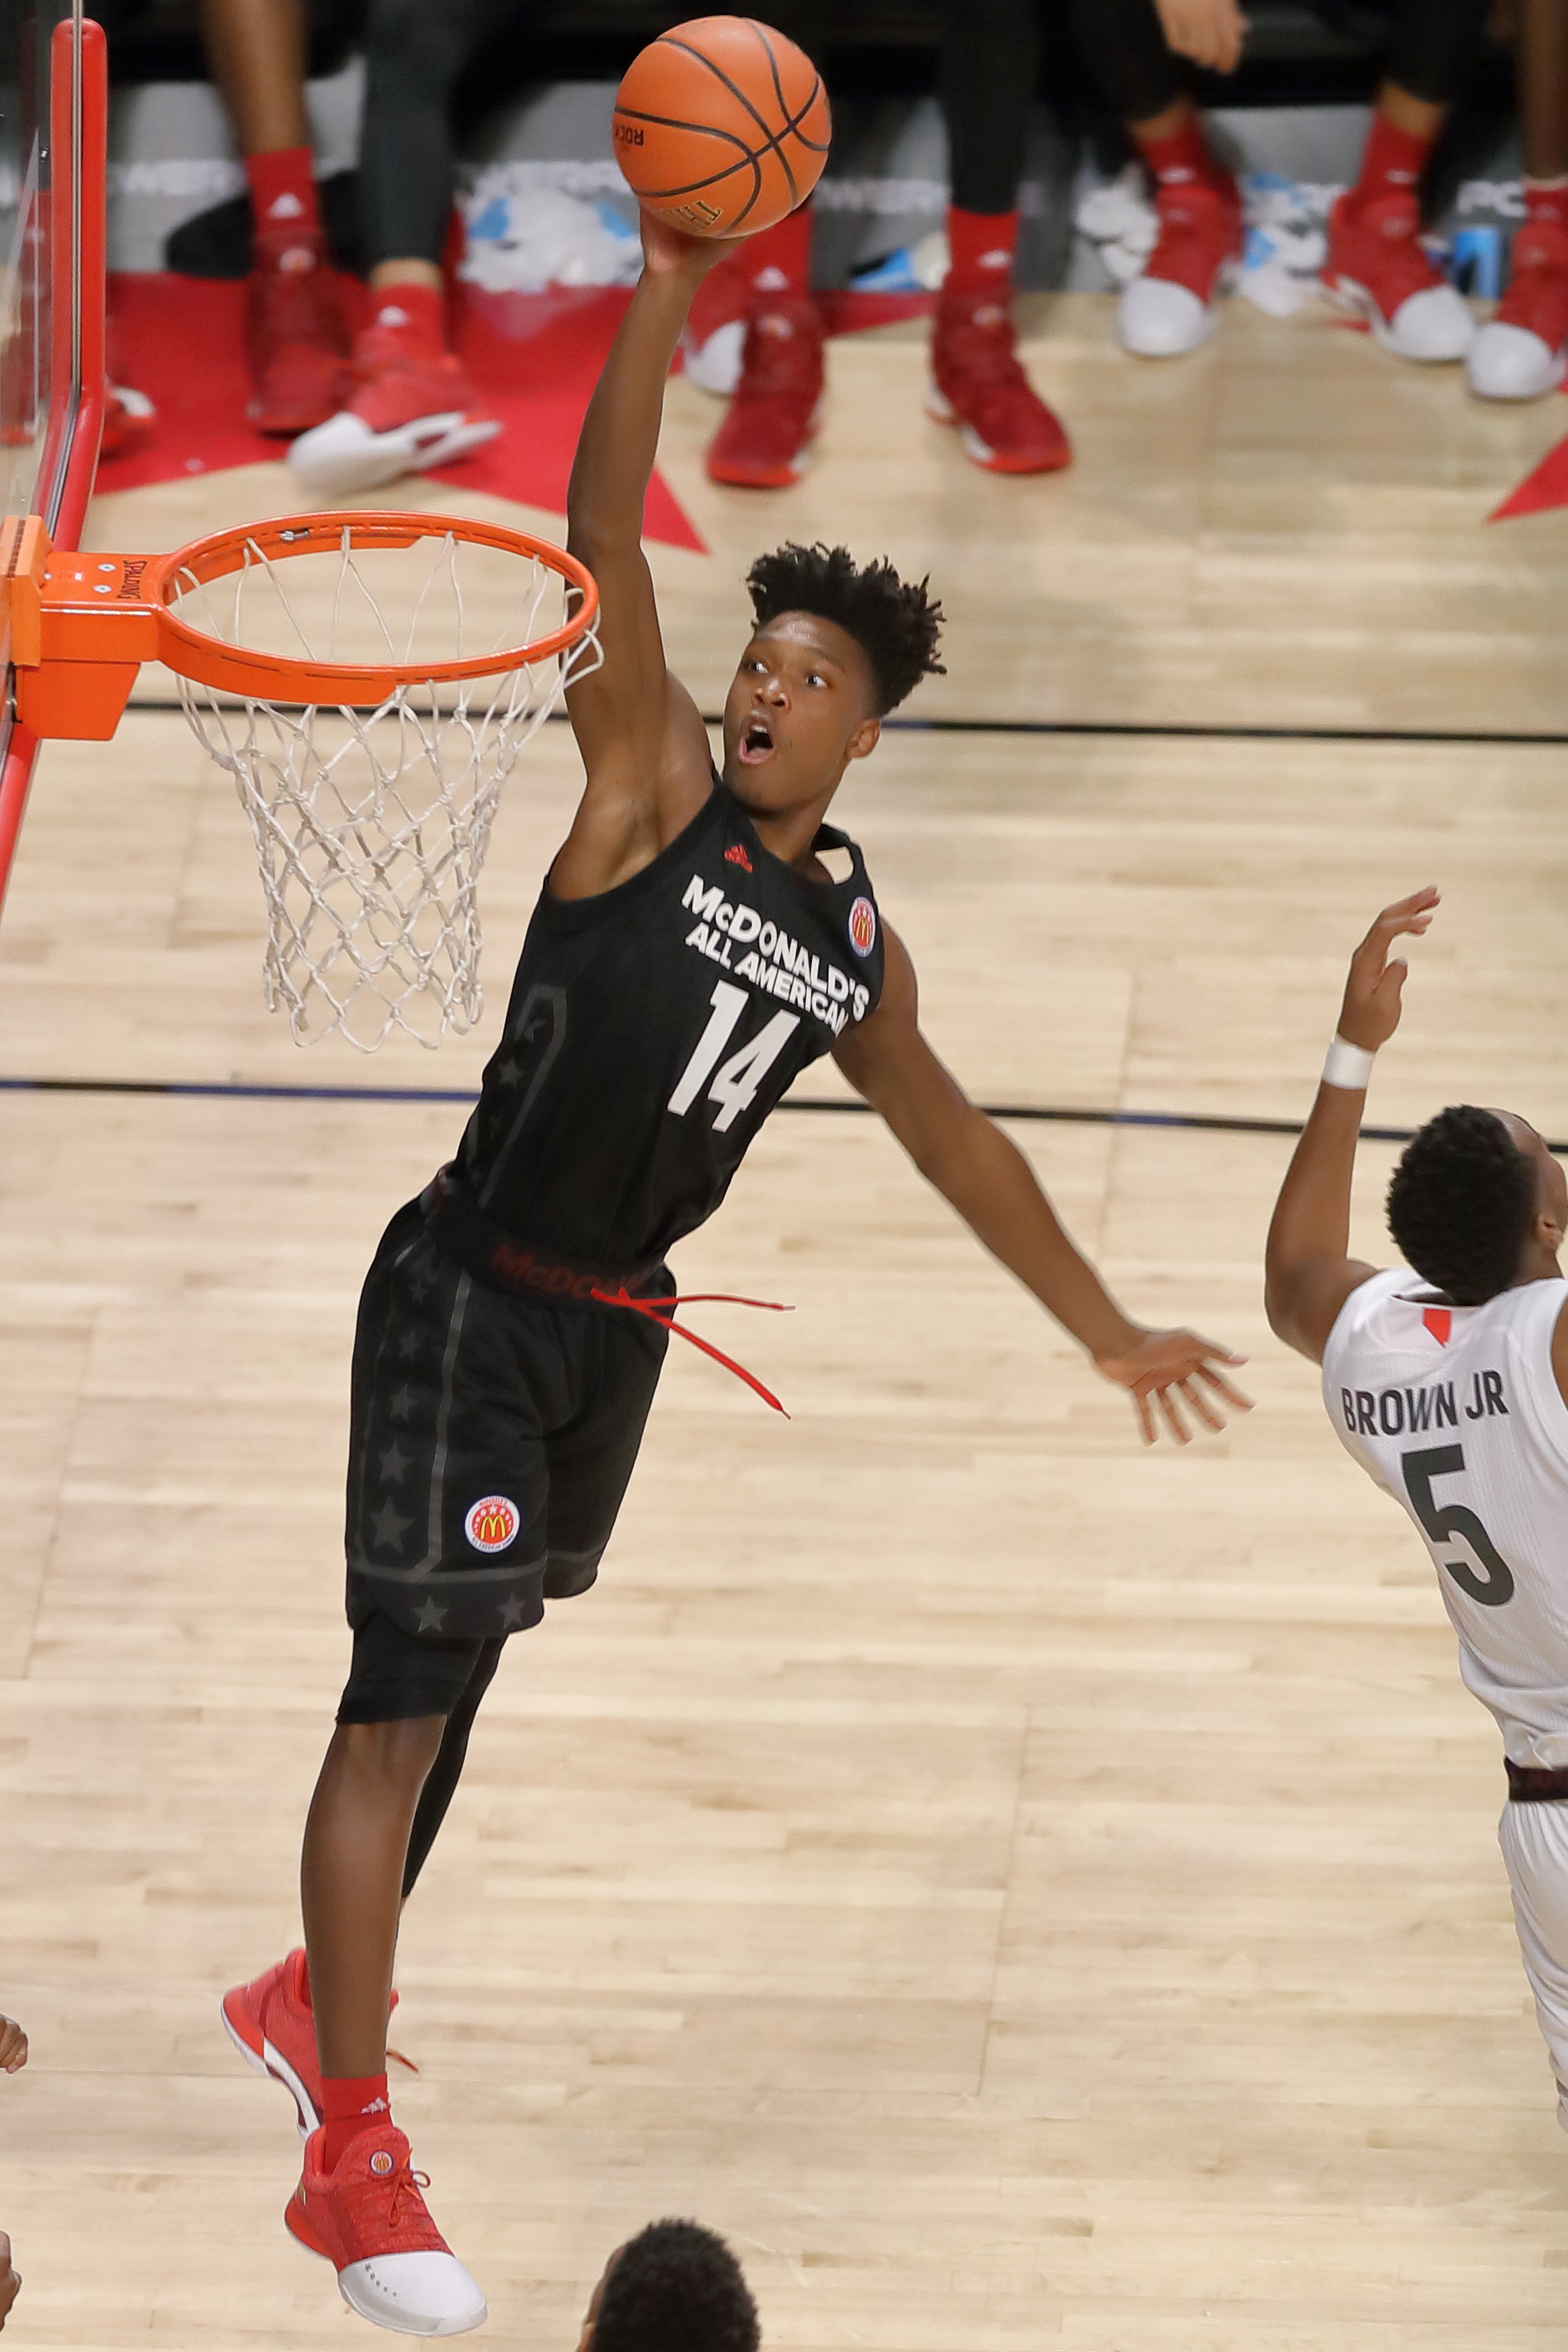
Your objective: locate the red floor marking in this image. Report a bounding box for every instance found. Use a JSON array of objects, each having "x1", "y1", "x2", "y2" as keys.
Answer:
[
  {"x1": 98, "y1": 274, "x2": 705, "y2": 549},
  {"x1": 1491, "y1": 410, "x2": 1568, "y2": 522}
]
